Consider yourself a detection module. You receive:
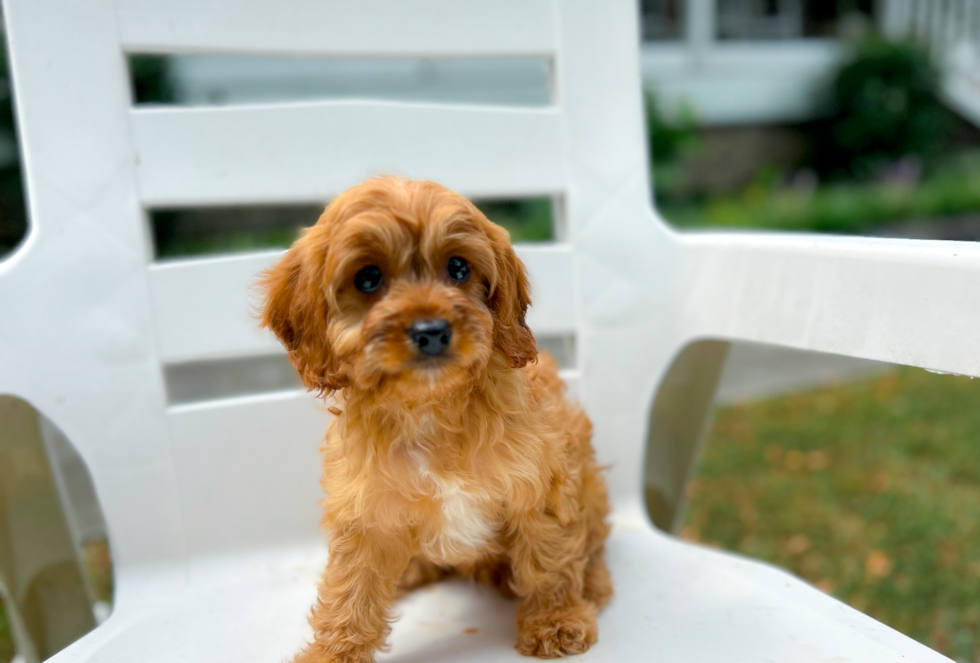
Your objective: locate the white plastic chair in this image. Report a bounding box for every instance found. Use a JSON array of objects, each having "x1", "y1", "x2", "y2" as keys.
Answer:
[{"x1": 0, "y1": 1, "x2": 968, "y2": 661}]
